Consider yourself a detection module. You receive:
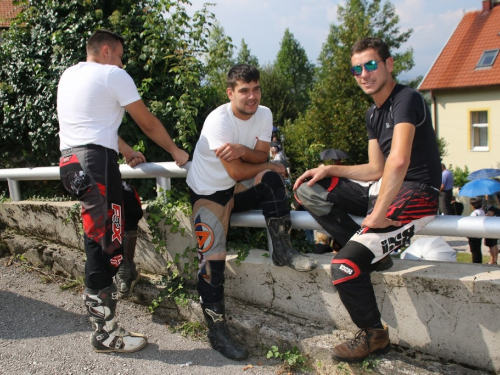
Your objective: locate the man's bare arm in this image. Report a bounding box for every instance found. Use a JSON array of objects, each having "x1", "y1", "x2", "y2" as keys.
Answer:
[
  {"x1": 125, "y1": 99, "x2": 189, "y2": 166},
  {"x1": 293, "y1": 139, "x2": 385, "y2": 190},
  {"x1": 361, "y1": 122, "x2": 415, "y2": 229},
  {"x1": 215, "y1": 139, "x2": 270, "y2": 163},
  {"x1": 118, "y1": 136, "x2": 146, "y2": 167},
  {"x1": 219, "y1": 157, "x2": 285, "y2": 182}
]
